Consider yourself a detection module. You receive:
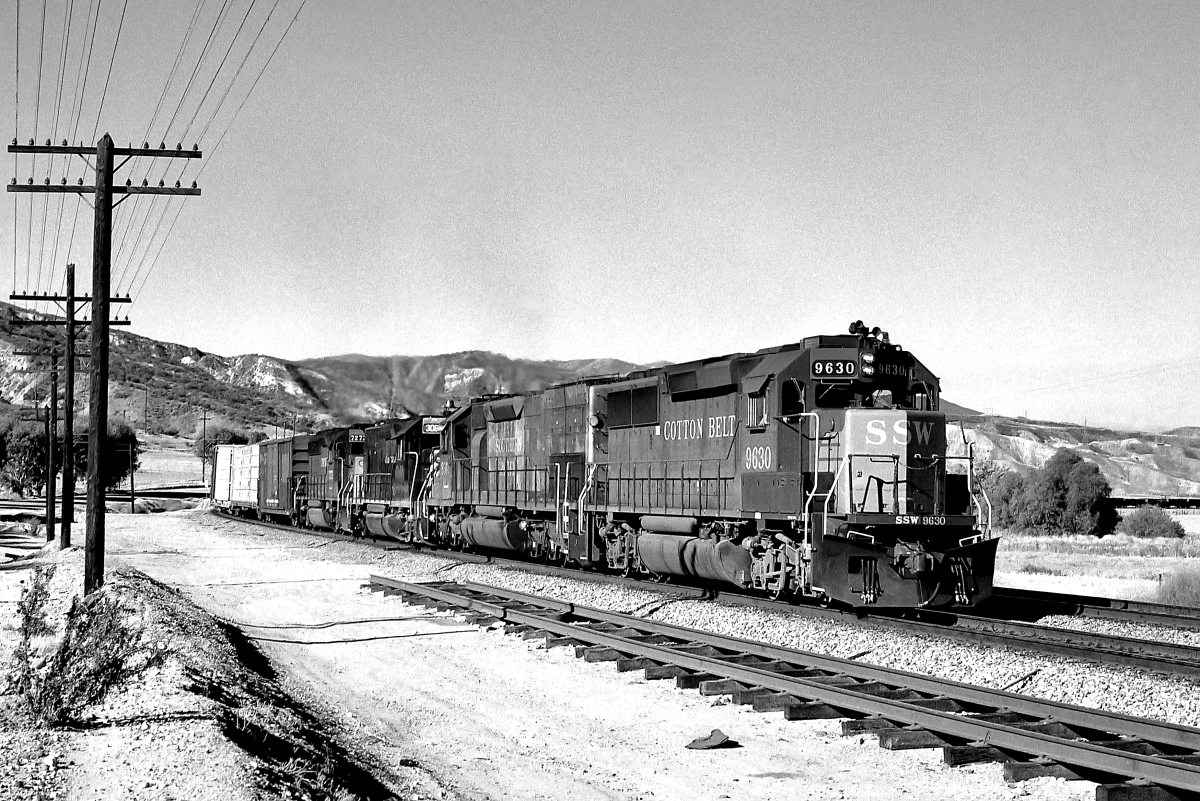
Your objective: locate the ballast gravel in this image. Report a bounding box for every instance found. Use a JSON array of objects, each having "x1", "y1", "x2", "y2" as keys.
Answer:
[
  {"x1": 209, "y1": 515, "x2": 1200, "y2": 729},
  {"x1": 366, "y1": 547, "x2": 1200, "y2": 729},
  {"x1": 1037, "y1": 613, "x2": 1200, "y2": 650}
]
